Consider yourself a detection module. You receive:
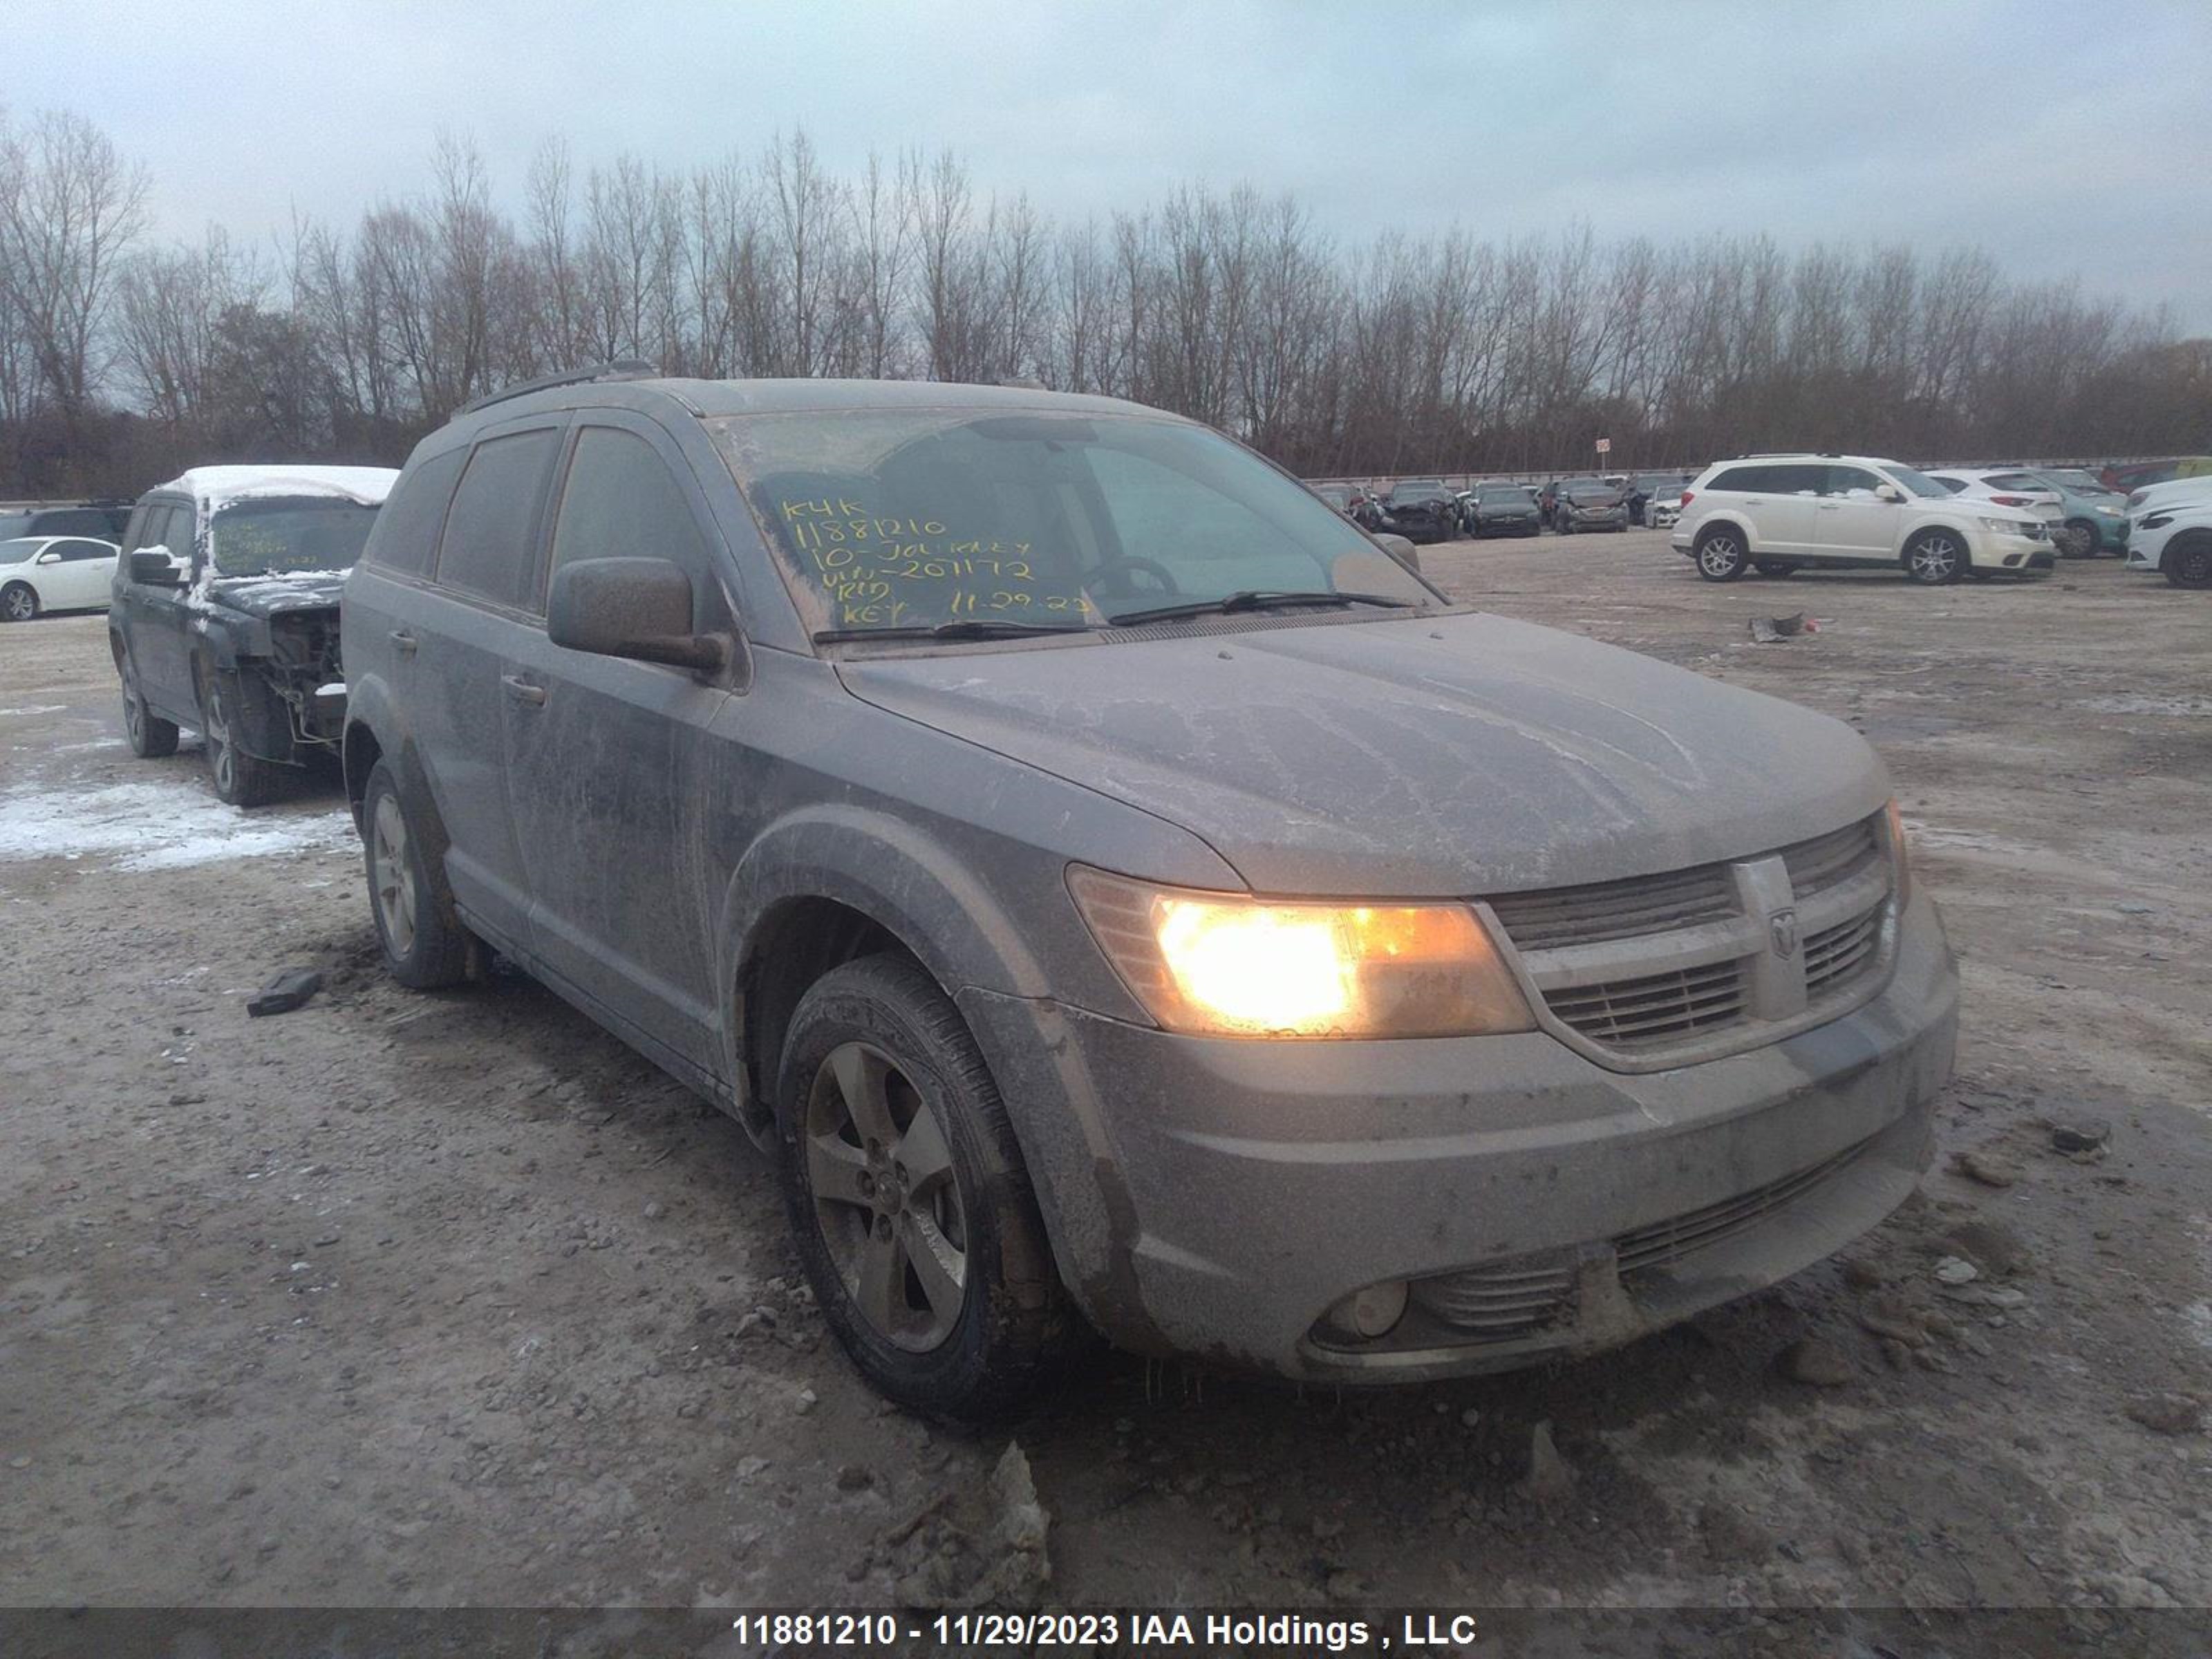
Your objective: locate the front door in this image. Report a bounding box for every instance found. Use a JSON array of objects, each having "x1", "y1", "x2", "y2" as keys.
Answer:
[
  {"x1": 125, "y1": 500, "x2": 200, "y2": 716},
  {"x1": 501, "y1": 416, "x2": 738, "y2": 1071},
  {"x1": 1814, "y1": 464, "x2": 1906, "y2": 561},
  {"x1": 1743, "y1": 463, "x2": 1825, "y2": 557}
]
